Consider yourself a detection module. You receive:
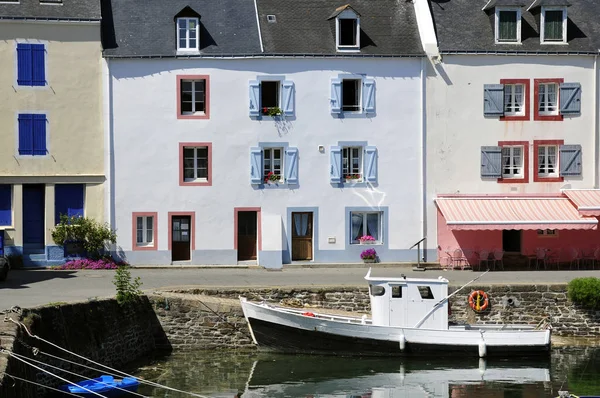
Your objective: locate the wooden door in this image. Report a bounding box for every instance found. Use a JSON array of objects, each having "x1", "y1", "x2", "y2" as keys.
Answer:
[
  {"x1": 238, "y1": 211, "x2": 257, "y2": 261},
  {"x1": 172, "y1": 216, "x2": 191, "y2": 261},
  {"x1": 23, "y1": 184, "x2": 45, "y2": 249},
  {"x1": 292, "y1": 212, "x2": 313, "y2": 261}
]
